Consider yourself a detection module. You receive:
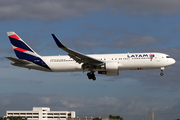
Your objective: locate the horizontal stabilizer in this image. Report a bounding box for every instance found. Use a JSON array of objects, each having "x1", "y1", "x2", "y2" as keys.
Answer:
[{"x1": 6, "y1": 57, "x2": 31, "y2": 64}]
